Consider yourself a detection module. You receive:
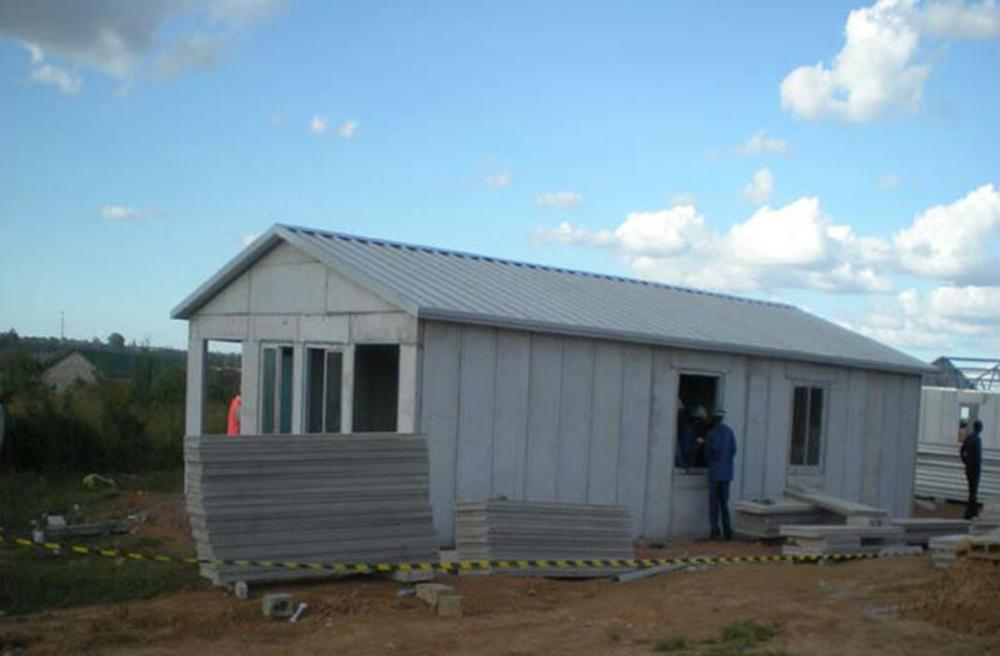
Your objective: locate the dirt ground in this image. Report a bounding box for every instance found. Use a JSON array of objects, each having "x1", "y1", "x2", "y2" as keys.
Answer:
[{"x1": 3, "y1": 554, "x2": 998, "y2": 655}]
